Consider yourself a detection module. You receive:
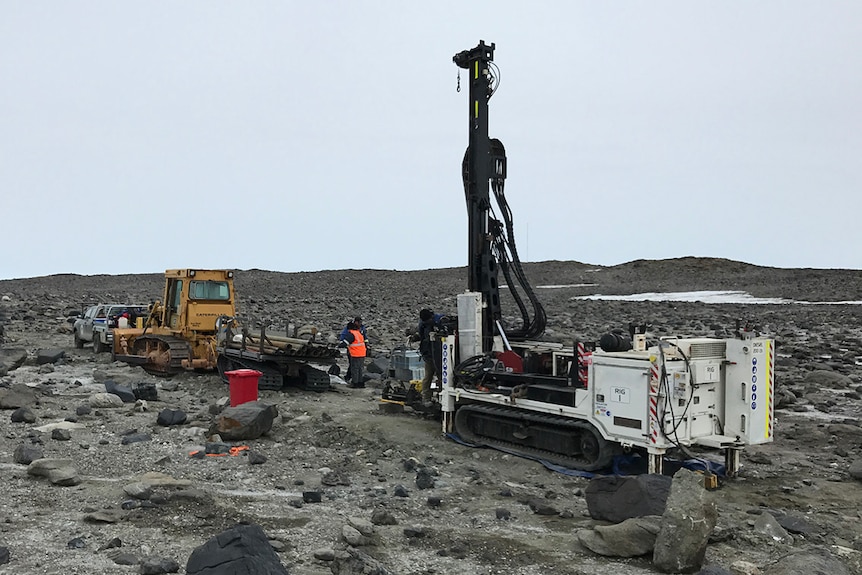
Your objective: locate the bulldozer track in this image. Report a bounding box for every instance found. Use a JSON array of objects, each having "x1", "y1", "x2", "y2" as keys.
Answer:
[
  {"x1": 453, "y1": 404, "x2": 619, "y2": 472},
  {"x1": 133, "y1": 335, "x2": 192, "y2": 378}
]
